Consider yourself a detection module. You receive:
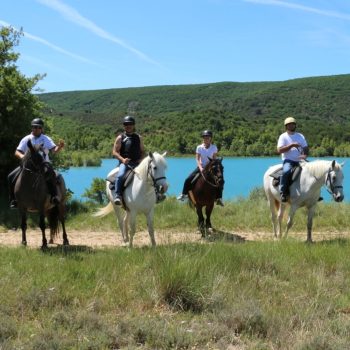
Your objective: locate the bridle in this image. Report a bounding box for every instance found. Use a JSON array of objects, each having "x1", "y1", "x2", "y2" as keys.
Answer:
[
  {"x1": 147, "y1": 158, "x2": 167, "y2": 197},
  {"x1": 325, "y1": 168, "x2": 343, "y2": 197},
  {"x1": 22, "y1": 150, "x2": 47, "y2": 187},
  {"x1": 201, "y1": 160, "x2": 223, "y2": 188}
]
